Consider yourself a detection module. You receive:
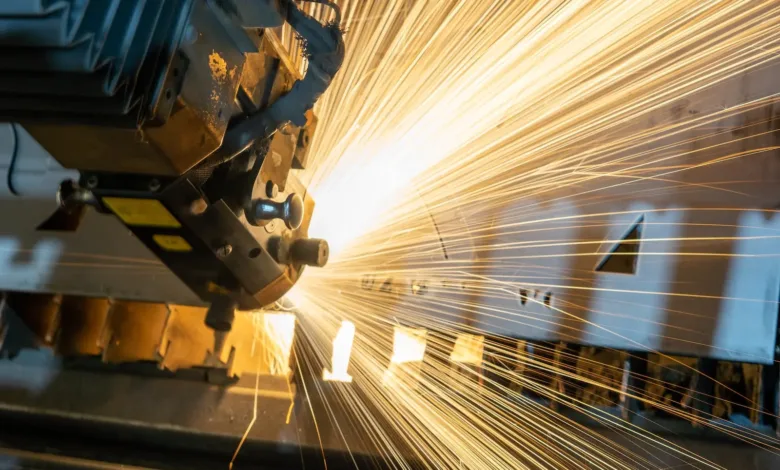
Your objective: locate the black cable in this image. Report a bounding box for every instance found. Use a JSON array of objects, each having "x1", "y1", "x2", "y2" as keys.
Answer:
[
  {"x1": 296, "y1": 0, "x2": 342, "y2": 25},
  {"x1": 6, "y1": 123, "x2": 19, "y2": 196}
]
